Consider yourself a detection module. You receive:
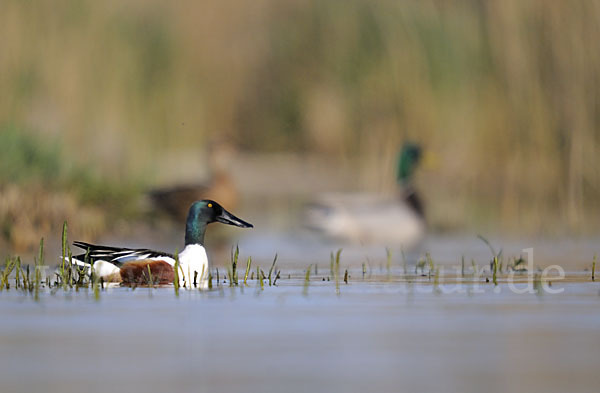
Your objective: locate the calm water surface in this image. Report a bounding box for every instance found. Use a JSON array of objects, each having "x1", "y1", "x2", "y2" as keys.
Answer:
[{"x1": 1, "y1": 279, "x2": 599, "y2": 393}]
